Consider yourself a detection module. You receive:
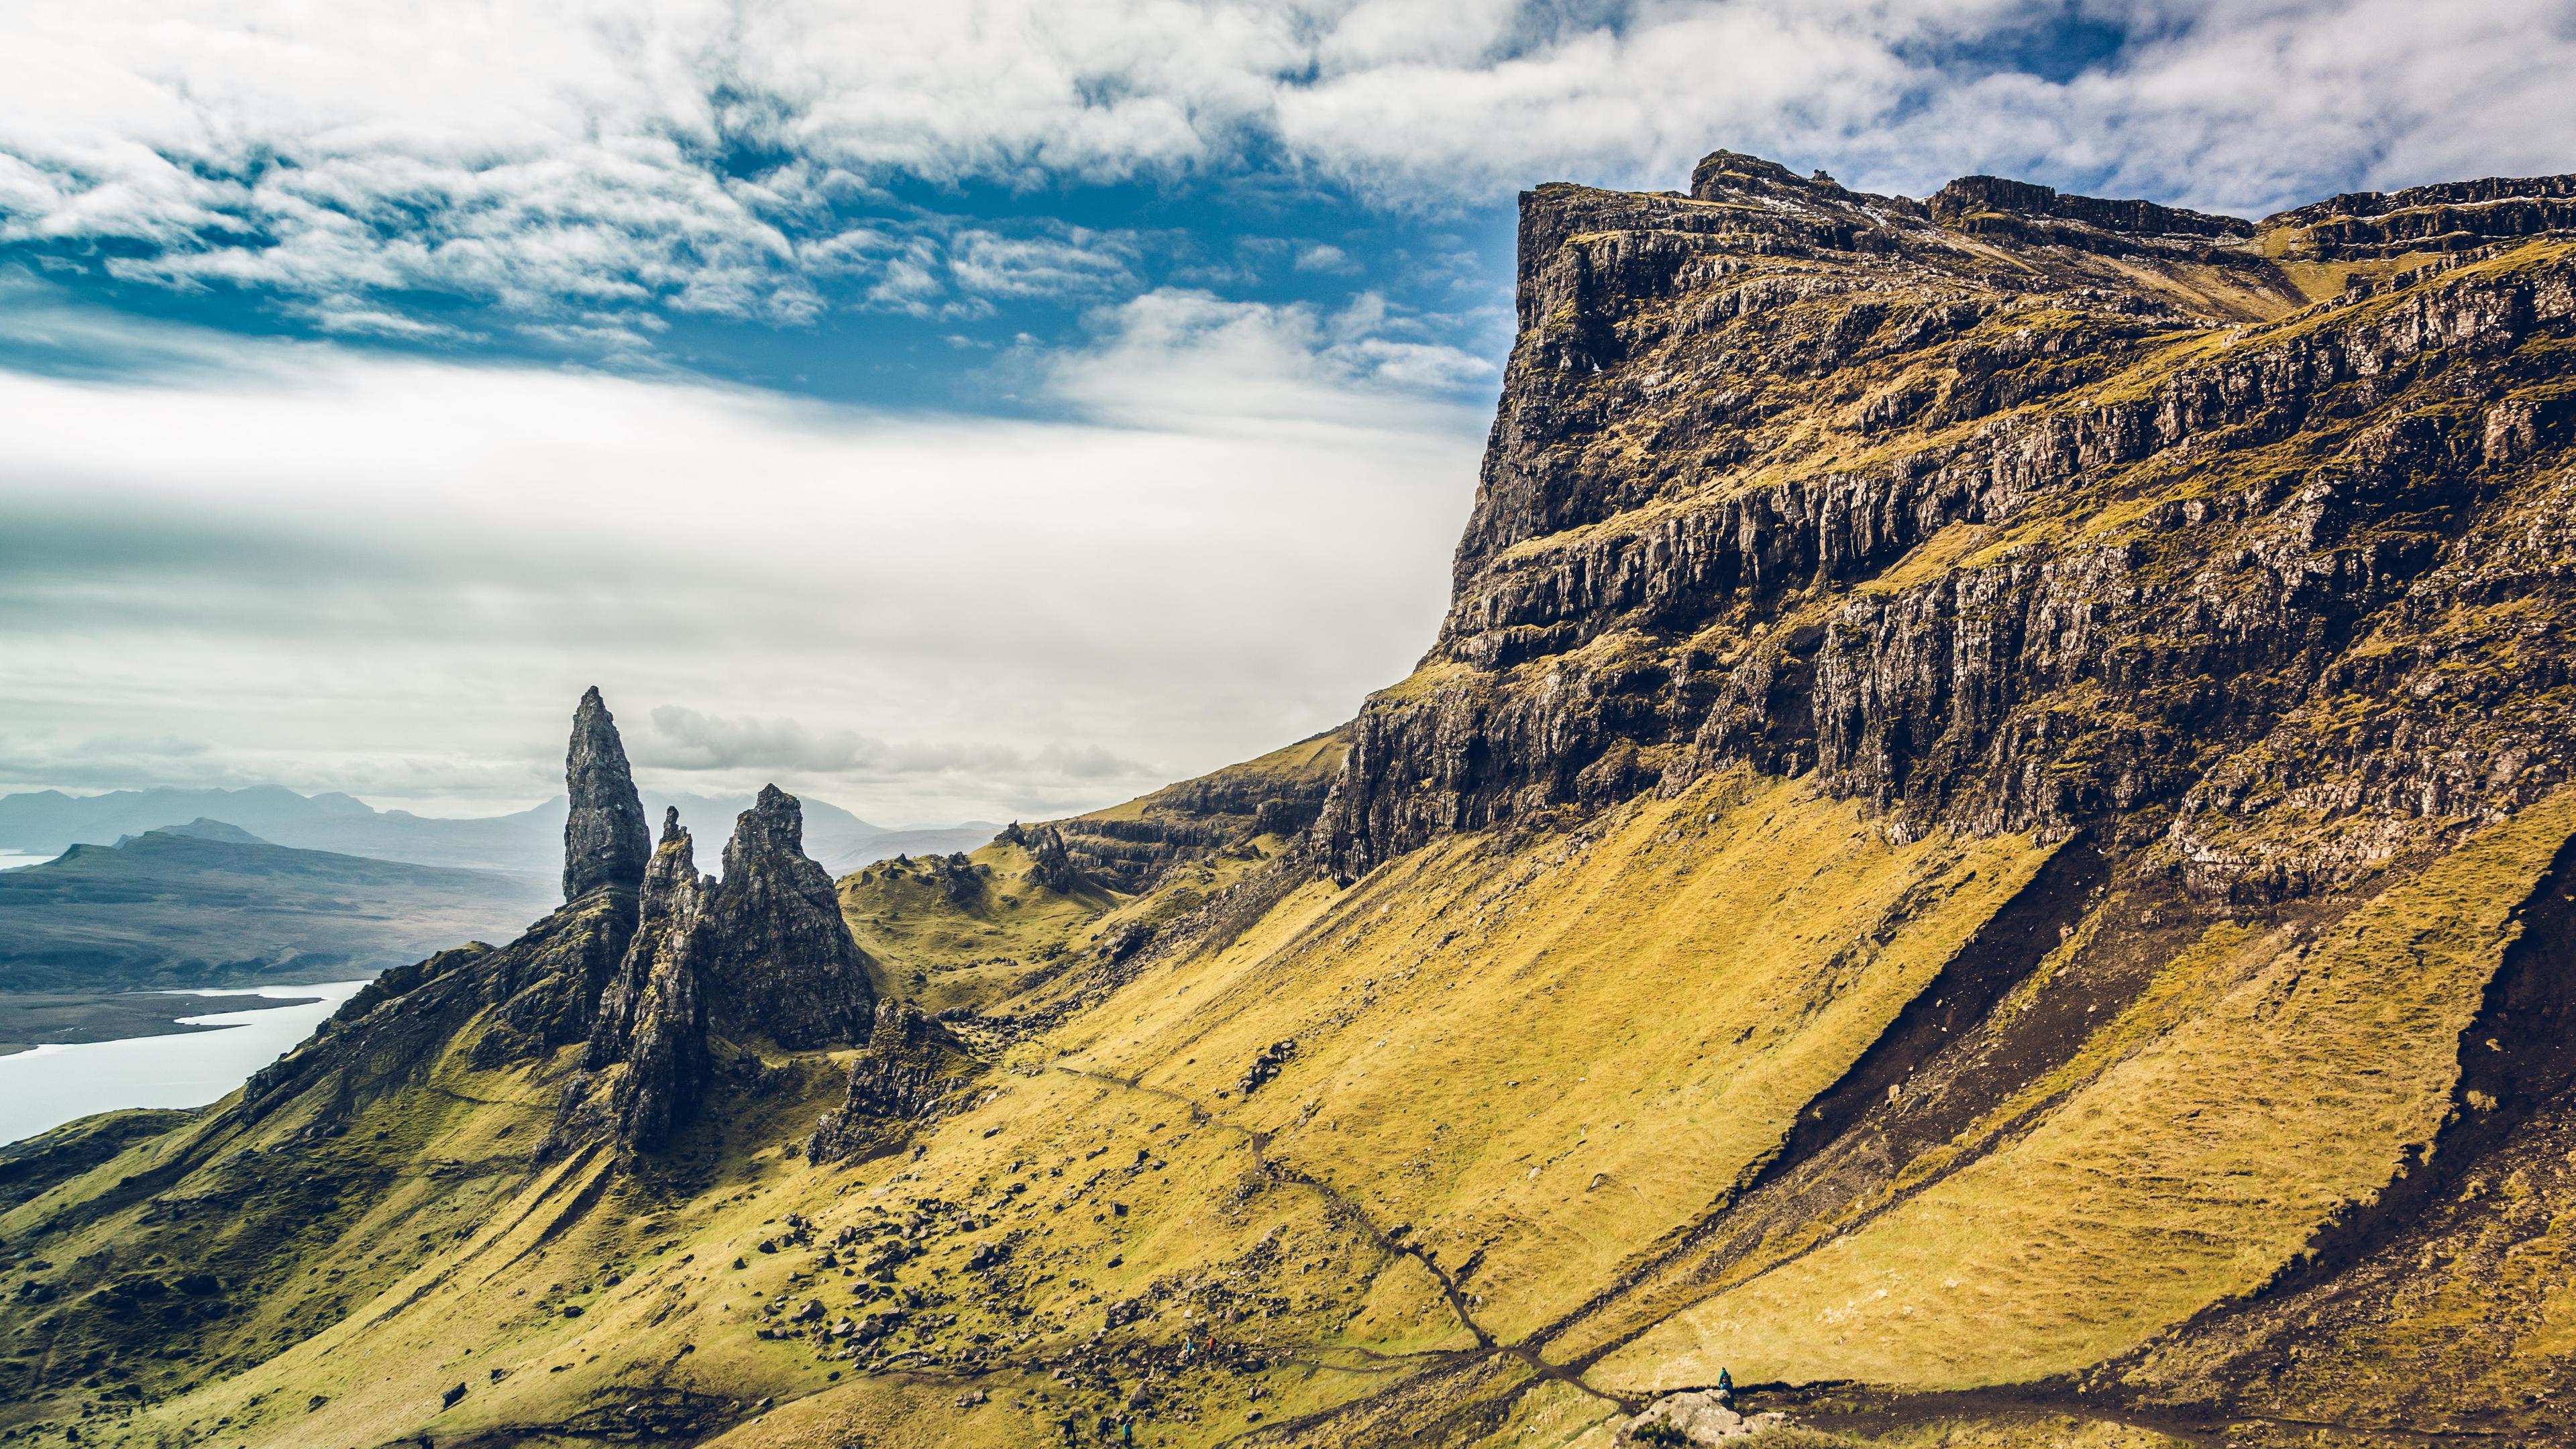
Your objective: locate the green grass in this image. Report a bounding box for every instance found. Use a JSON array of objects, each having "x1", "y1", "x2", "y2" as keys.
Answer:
[{"x1": 1600, "y1": 788, "x2": 2576, "y2": 1393}]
